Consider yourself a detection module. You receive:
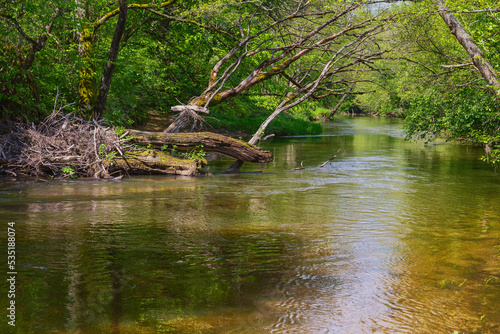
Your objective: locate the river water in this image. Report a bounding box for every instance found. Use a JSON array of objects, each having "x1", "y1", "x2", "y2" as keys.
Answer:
[{"x1": 1, "y1": 116, "x2": 499, "y2": 334}]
